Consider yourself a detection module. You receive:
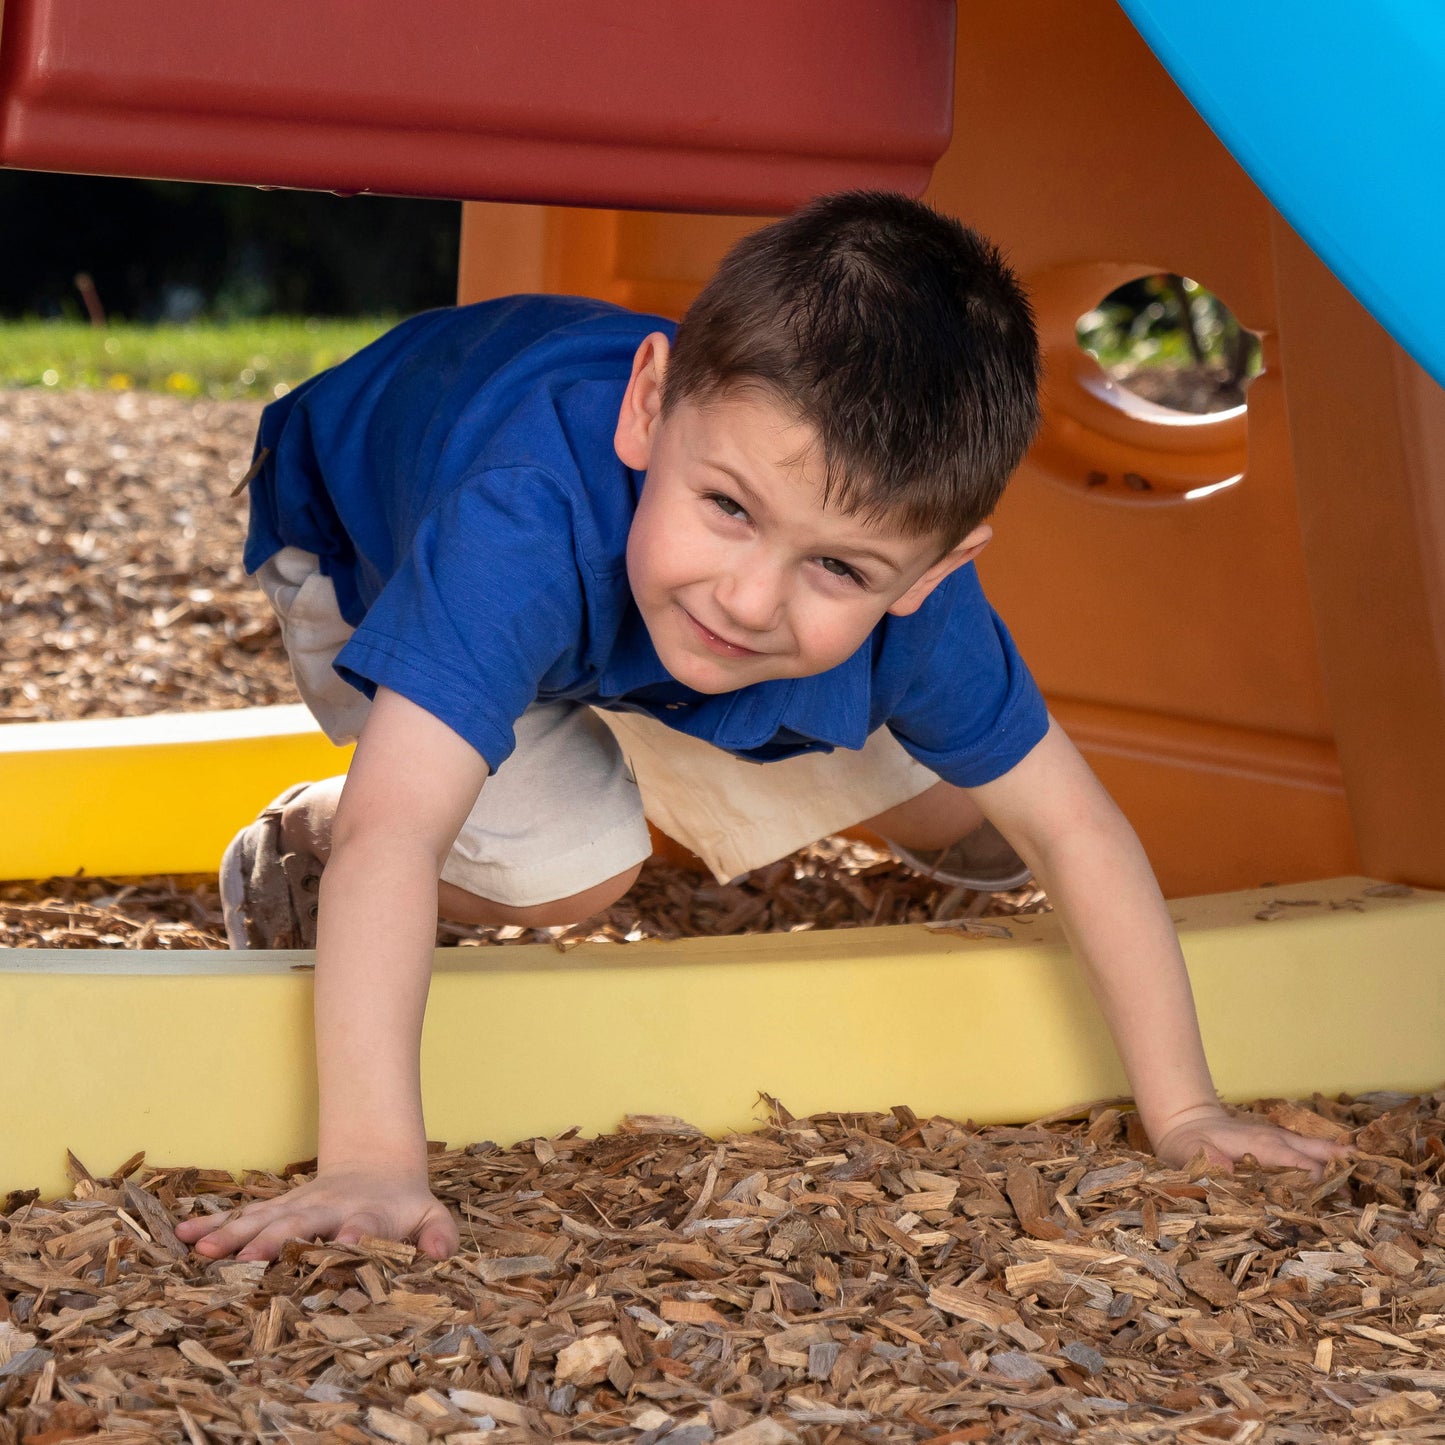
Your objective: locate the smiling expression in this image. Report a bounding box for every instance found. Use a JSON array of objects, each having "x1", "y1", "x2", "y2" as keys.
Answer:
[{"x1": 615, "y1": 335, "x2": 990, "y2": 695}]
